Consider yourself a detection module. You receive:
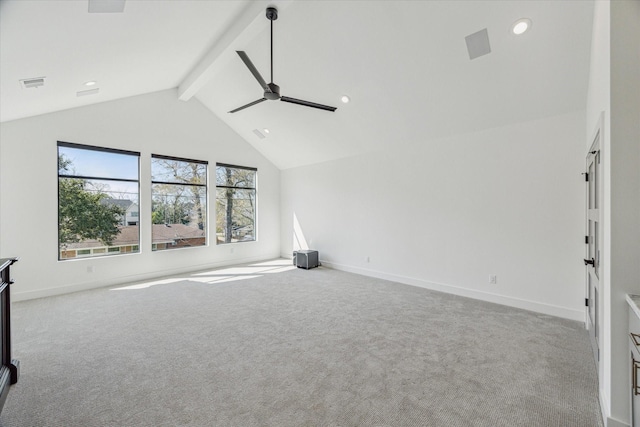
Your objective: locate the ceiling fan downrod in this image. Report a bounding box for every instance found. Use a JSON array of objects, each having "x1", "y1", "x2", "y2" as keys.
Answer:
[{"x1": 266, "y1": 7, "x2": 277, "y2": 84}]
